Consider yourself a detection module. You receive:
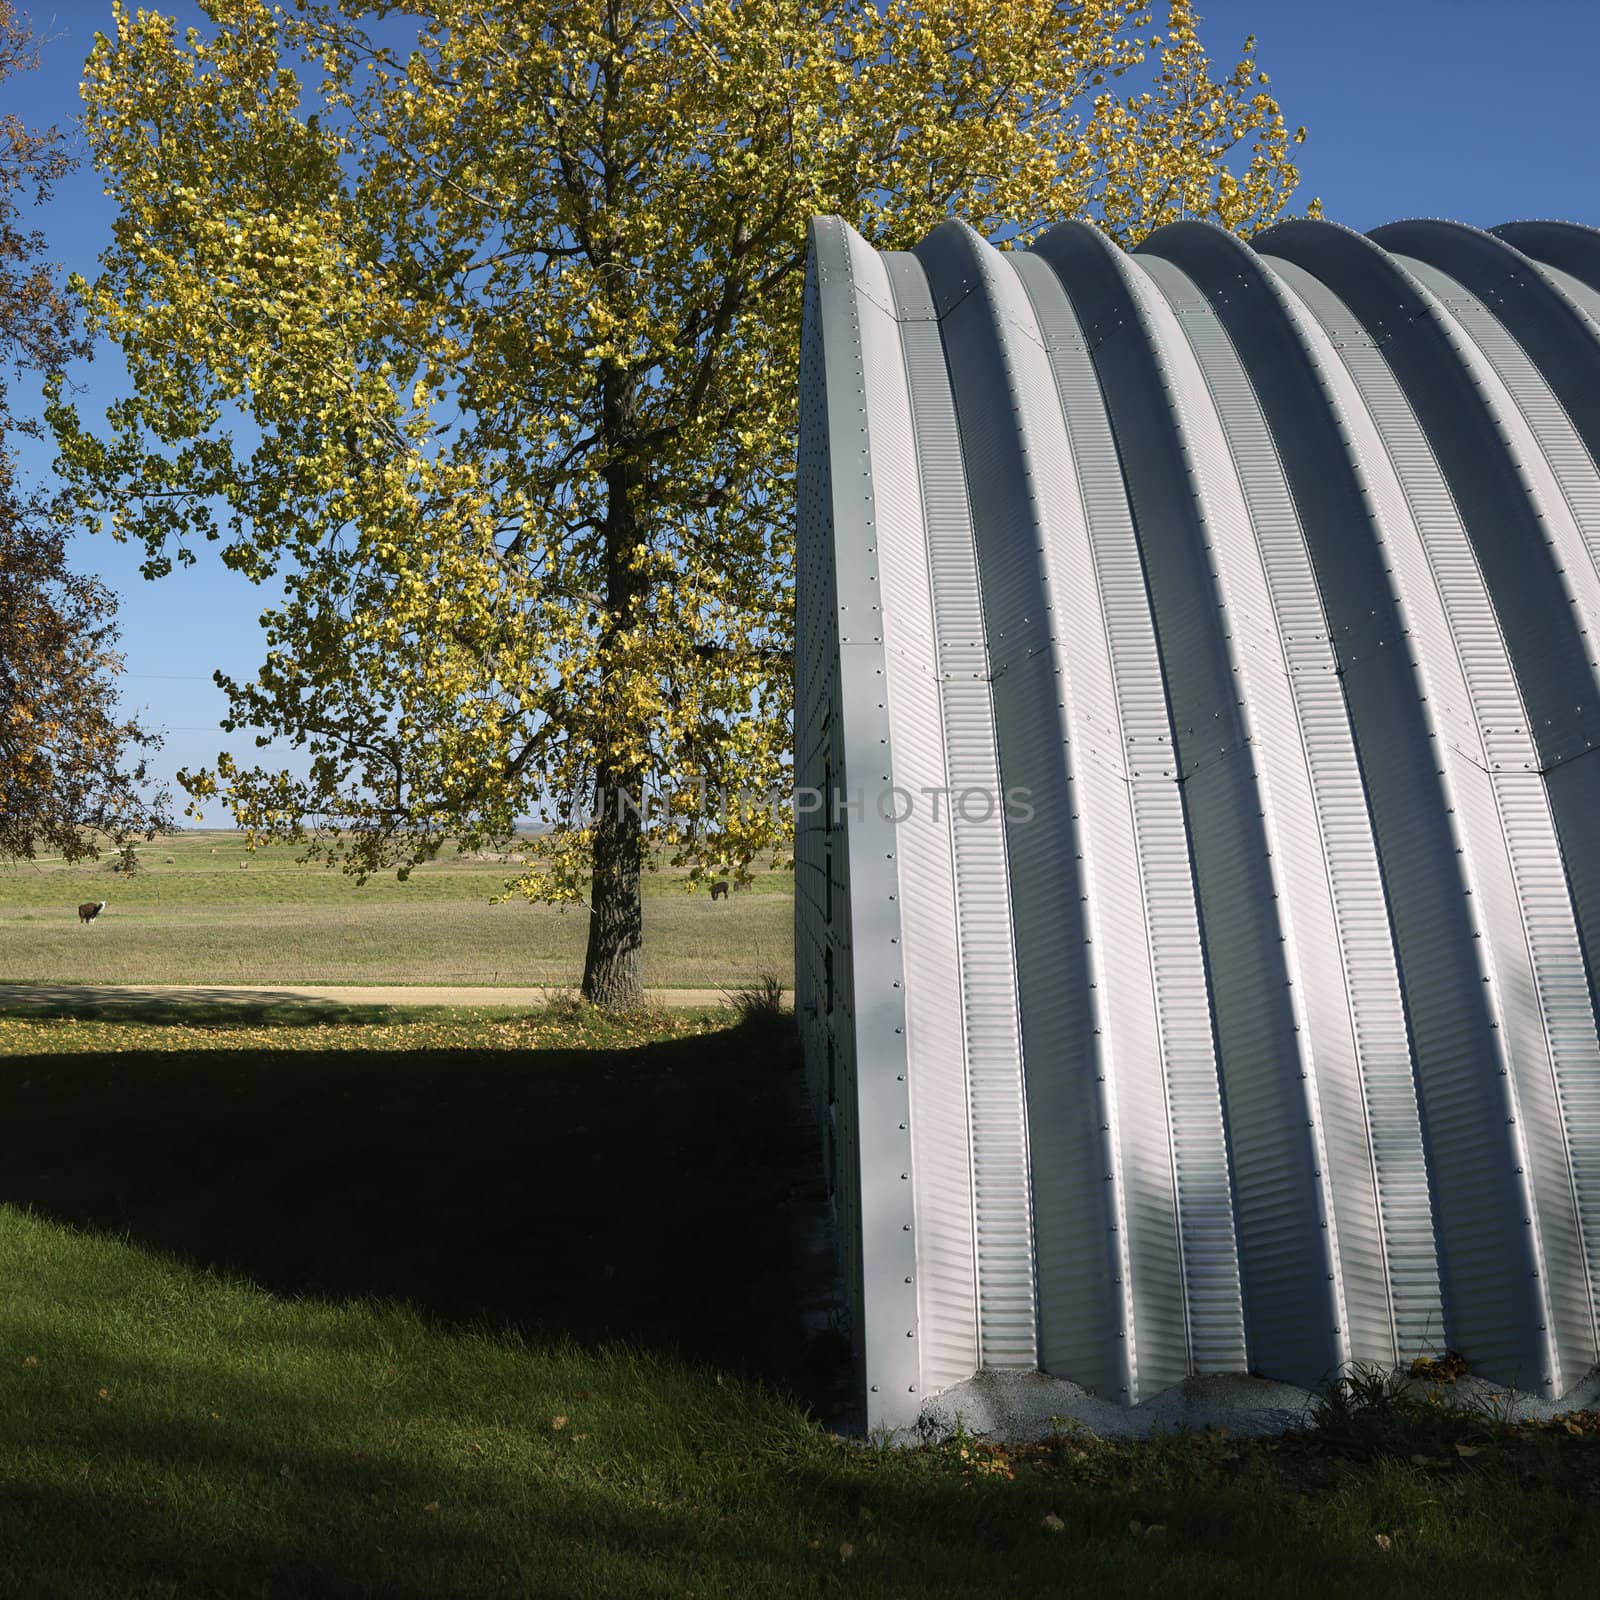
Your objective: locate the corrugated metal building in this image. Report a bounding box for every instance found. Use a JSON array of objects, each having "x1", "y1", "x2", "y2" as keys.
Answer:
[{"x1": 795, "y1": 214, "x2": 1600, "y2": 1433}]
